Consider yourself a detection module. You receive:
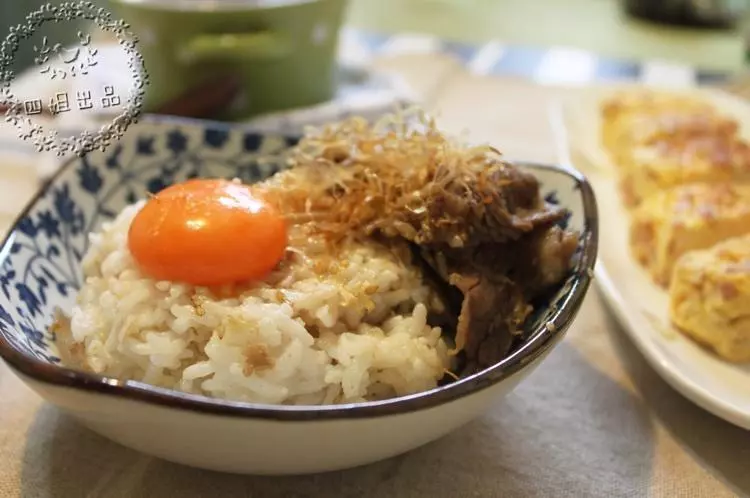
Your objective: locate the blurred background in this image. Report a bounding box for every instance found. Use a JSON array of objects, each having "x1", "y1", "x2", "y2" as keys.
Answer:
[
  {"x1": 2, "y1": 0, "x2": 750, "y2": 117},
  {"x1": 2, "y1": 0, "x2": 750, "y2": 203},
  {"x1": 348, "y1": 0, "x2": 749, "y2": 72},
  {"x1": 3, "y1": 0, "x2": 750, "y2": 72},
  {"x1": 0, "y1": 0, "x2": 748, "y2": 214}
]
